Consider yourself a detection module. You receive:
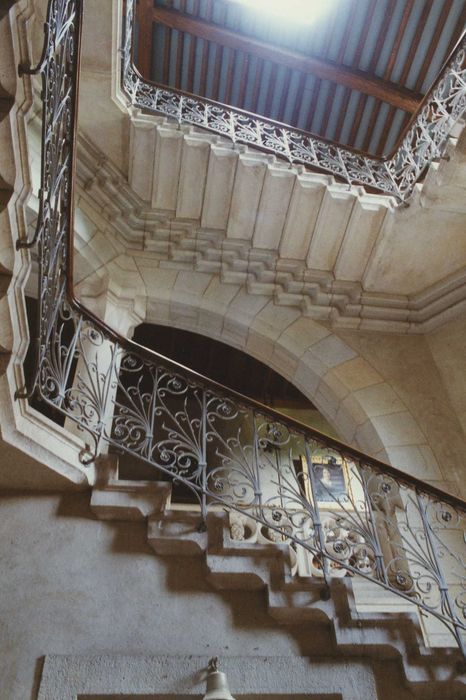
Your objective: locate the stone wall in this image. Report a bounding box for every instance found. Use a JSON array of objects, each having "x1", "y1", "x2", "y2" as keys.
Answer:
[
  {"x1": 427, "y1": 316, "x2": 466, "y2": 442},
  {"x1": 337, "y1": 327, "x2": 466, "y2": 499}
]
